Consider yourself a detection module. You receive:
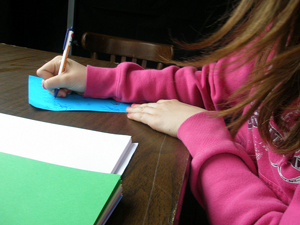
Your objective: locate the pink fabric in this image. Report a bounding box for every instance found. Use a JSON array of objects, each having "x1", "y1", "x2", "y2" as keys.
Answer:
[{"x1": 83, "y1": 55, "x2": 300, "y2": 224}]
